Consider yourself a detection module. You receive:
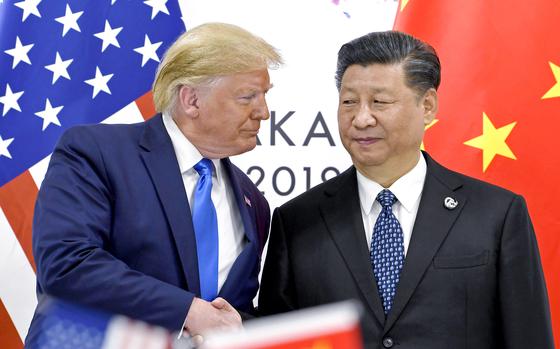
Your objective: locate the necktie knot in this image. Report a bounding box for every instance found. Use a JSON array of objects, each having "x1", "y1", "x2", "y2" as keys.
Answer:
[
  {"x1": 194, "y1": 158, "x2": 213, "y2": 177},
  {"x1": 376, "y1": 189, "x2": 397, "y2": 209}
]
